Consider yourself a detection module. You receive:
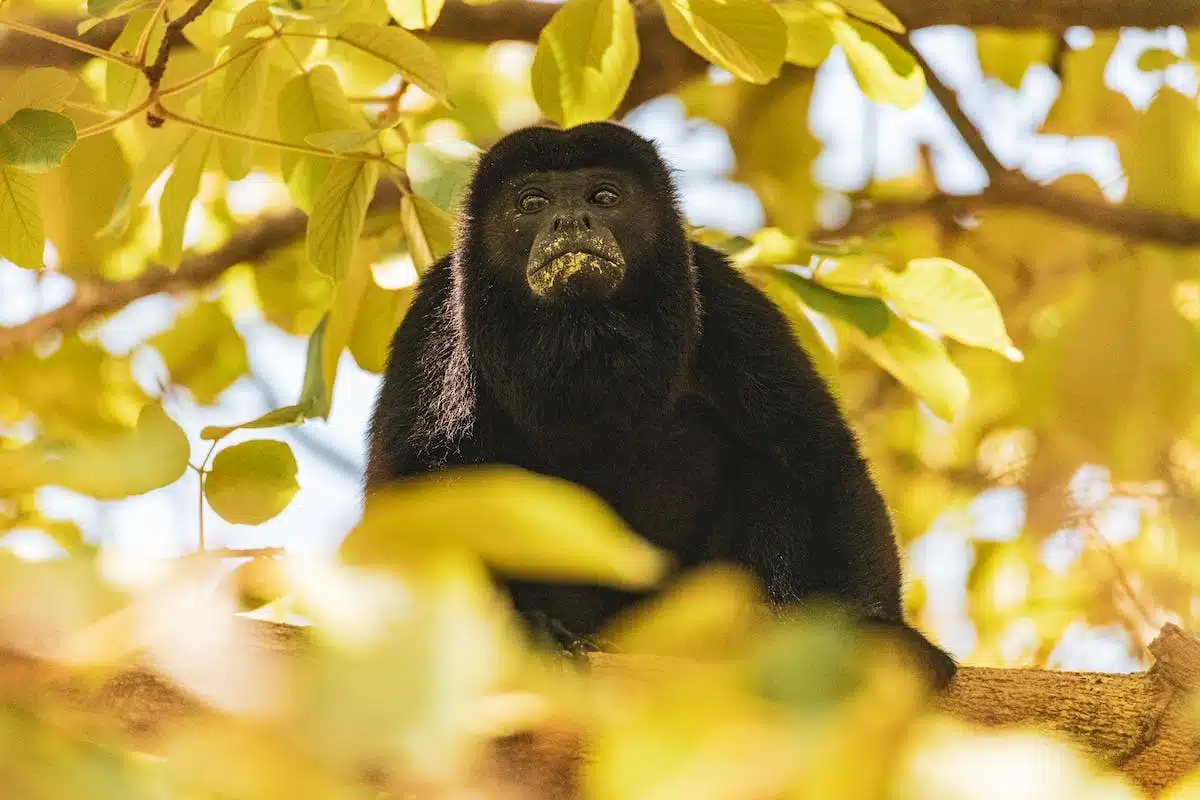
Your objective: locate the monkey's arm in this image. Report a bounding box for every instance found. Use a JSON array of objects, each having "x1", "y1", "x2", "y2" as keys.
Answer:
[
  {"x1": 694, "y1": 246, "x2": 956, "y2": 686},
  {"x1": 365, "y1": 256, "x2": 463, "y2": 489}
]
